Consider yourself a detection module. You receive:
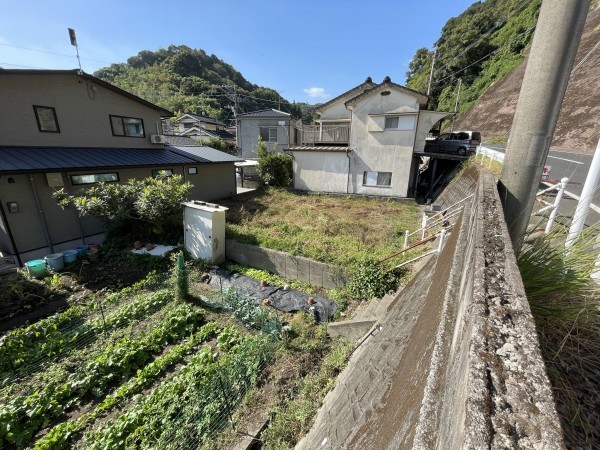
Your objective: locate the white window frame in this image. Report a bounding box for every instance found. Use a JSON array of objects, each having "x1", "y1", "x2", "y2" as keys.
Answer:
[
  {"x1": 363, "y1": 171, "x2": 392, "y2": 187},
  {"x1": 70, "y1": 172, "x2": 119, "y2": 185},
  {"x1": 384, "y1": 114, "x2": 416, "y2": 131},
  {"x1": 260, "y1": 127, "x2": 278, "y2": 143}
]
